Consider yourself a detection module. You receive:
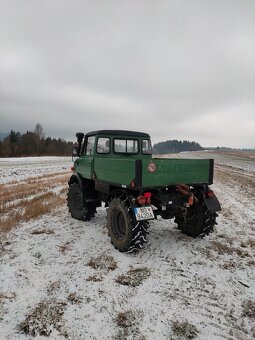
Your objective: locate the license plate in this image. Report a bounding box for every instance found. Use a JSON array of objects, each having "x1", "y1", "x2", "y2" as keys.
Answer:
[{"x1": 133, "y1": 206, "x2": 155, "y2": 221}]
